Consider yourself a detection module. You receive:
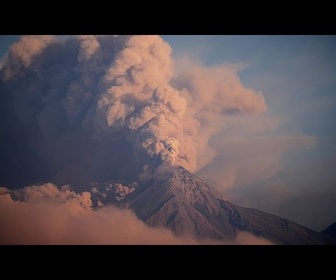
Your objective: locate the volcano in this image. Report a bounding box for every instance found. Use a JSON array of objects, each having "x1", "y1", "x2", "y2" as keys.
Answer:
[{"x1": 93, "y1": 166, "x2": 335, "y2": 245}]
